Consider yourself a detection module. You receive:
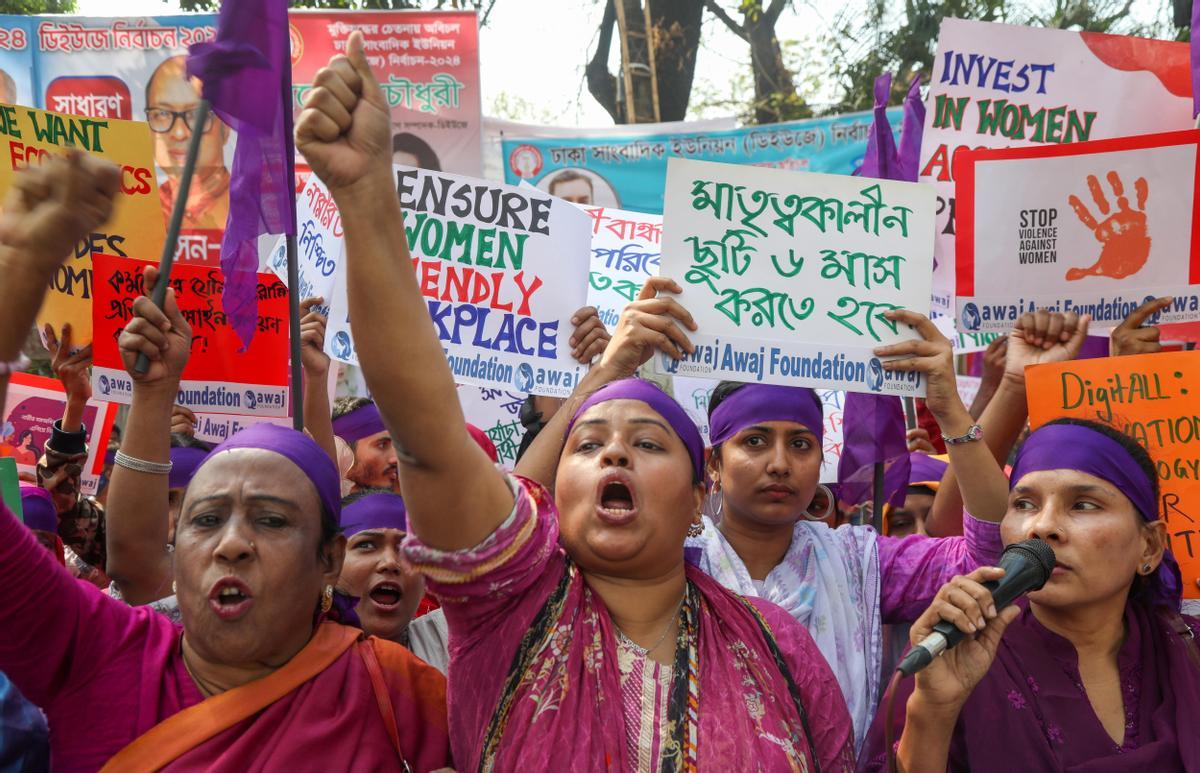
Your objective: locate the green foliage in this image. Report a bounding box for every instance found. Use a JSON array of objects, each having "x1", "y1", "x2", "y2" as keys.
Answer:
[{"x1": 0, "y1": 0, "x2": 76, "y2": 12}]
